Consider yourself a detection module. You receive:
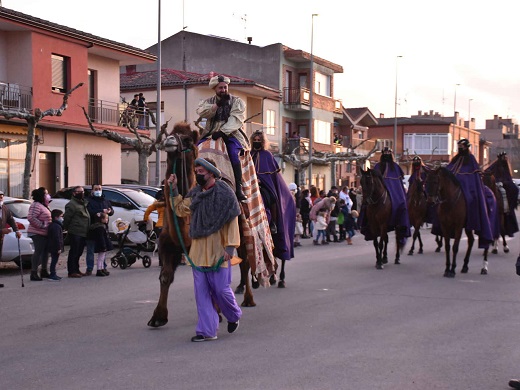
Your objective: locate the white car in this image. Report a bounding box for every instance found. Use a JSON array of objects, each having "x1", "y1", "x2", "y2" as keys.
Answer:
[
  {"x1": 1, "y1": 197, "x2": 35, "y2": 267},
  {"x1": 49, "y1": 186, "x2": 158, "y2": 235}
]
